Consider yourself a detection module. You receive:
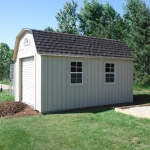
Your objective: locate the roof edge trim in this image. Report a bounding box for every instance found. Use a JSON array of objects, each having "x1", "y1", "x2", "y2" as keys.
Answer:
[
  {"x1": 40, "y1": 53, "x2": 134, "y2": 61},
  {"x1": 12, "y1": 29, "x2": 32, "y2": 61}
]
